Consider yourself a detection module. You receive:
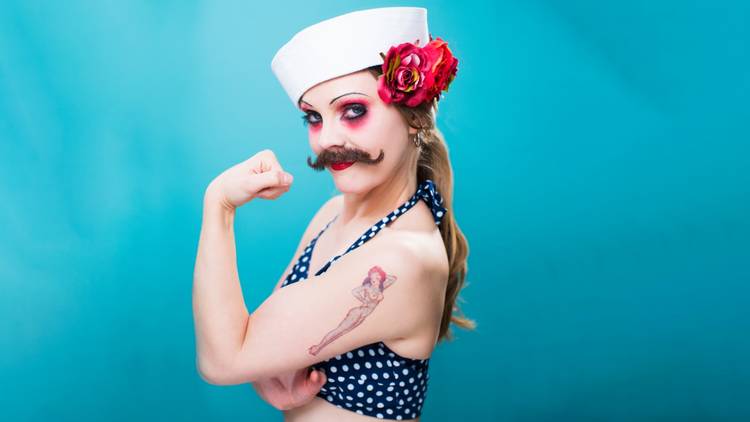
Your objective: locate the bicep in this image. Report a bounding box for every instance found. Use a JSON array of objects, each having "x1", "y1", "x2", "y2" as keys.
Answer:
[{"x1": 229, "y1": 243, "x2": 430, "y2": 383}]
